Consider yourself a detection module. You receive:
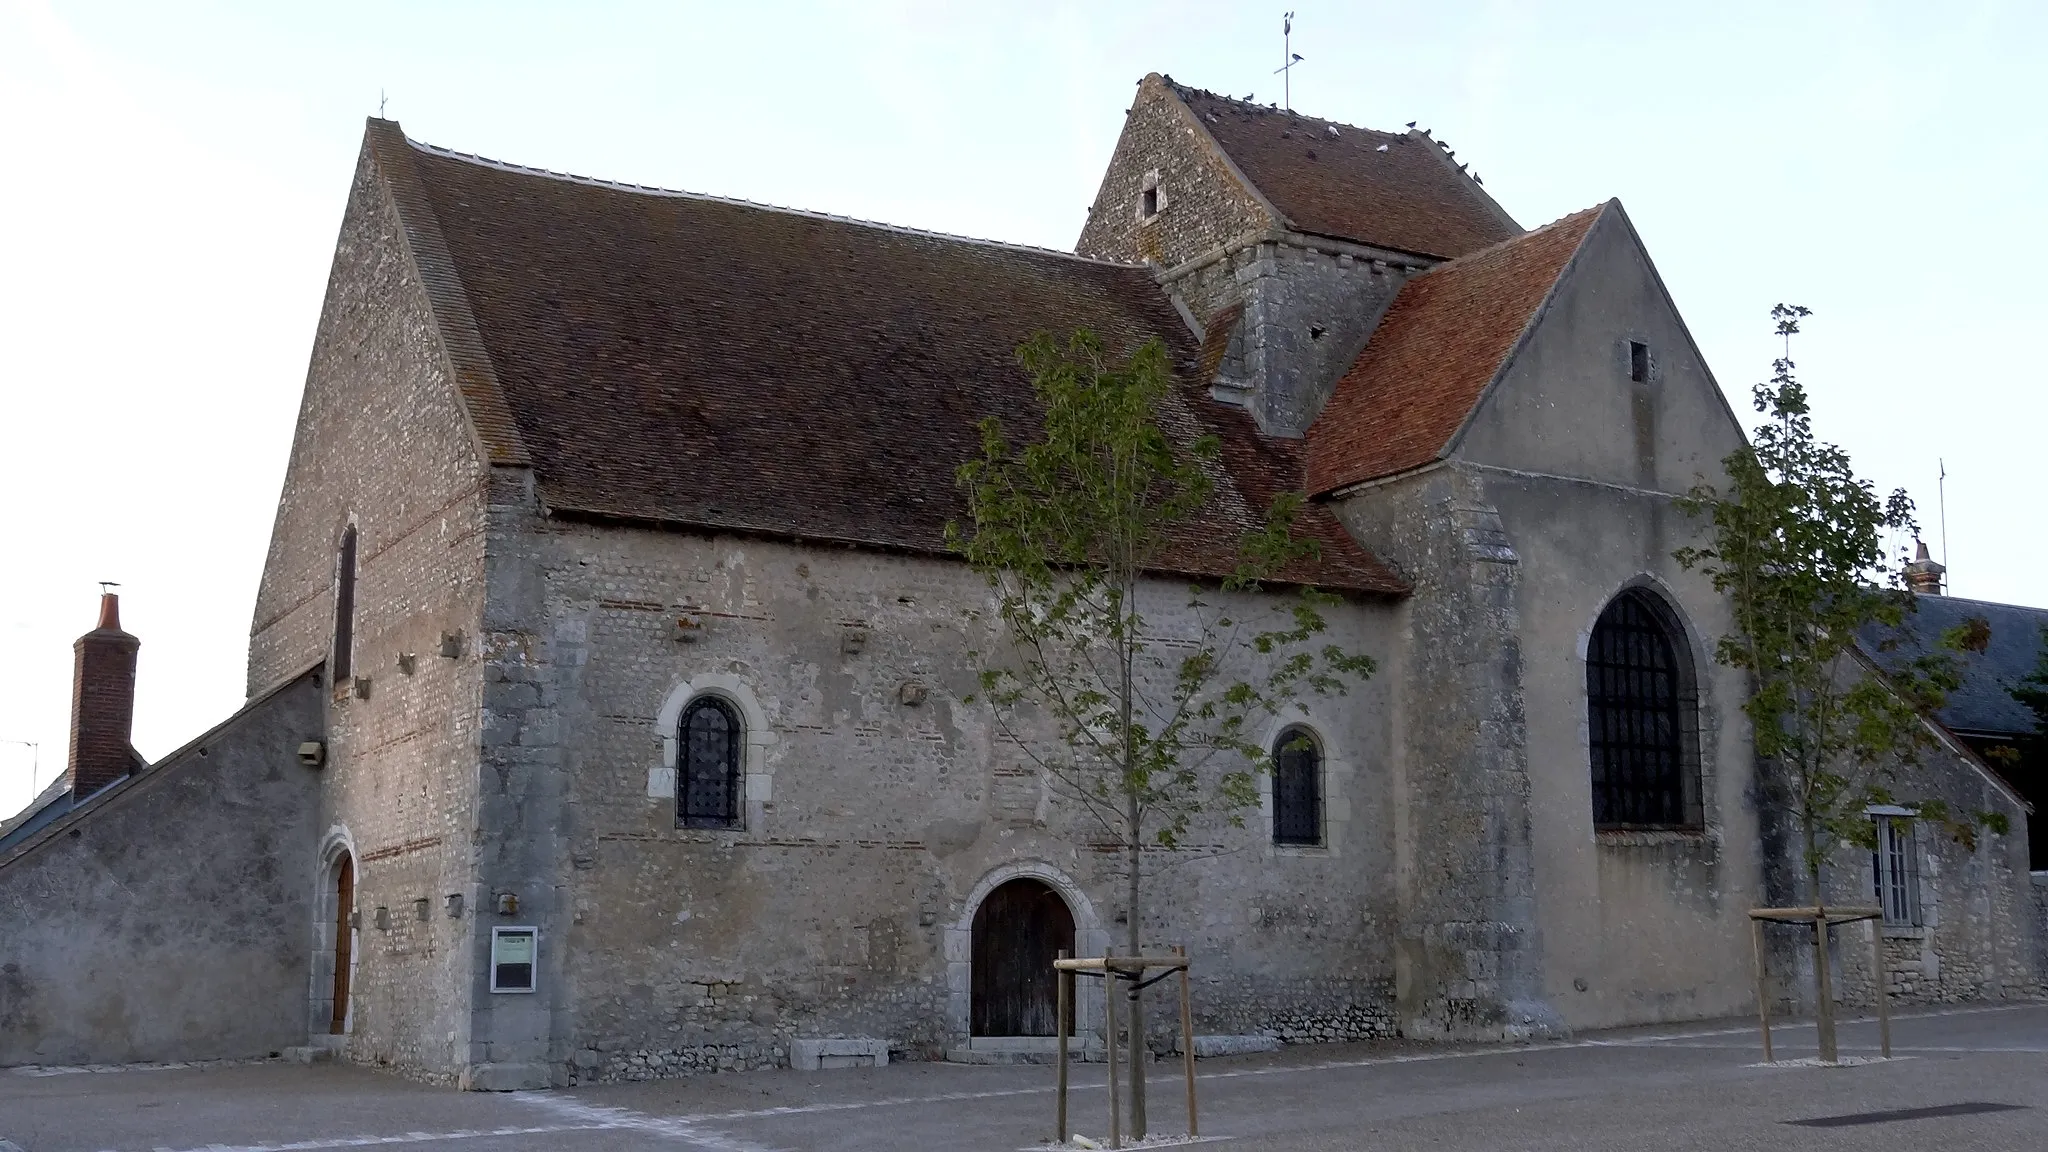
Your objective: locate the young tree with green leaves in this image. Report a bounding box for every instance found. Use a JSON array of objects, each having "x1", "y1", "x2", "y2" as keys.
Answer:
[
  {"x1": 948, "y1": 330, "x2": 1373, "y2": 1137},
  {"x1": 1676, "y1": 304, "x2": 2001, "y2": 1062}
]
